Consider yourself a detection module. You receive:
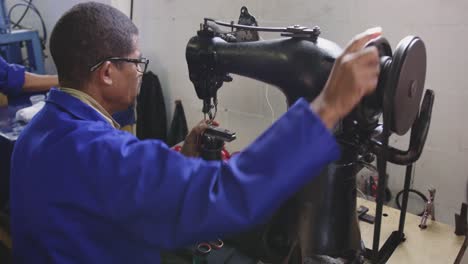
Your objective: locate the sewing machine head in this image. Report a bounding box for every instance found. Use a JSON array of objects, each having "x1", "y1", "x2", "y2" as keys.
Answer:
[{"x1": 186, "y1": 9, "x2": 427, "y2": 137}]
